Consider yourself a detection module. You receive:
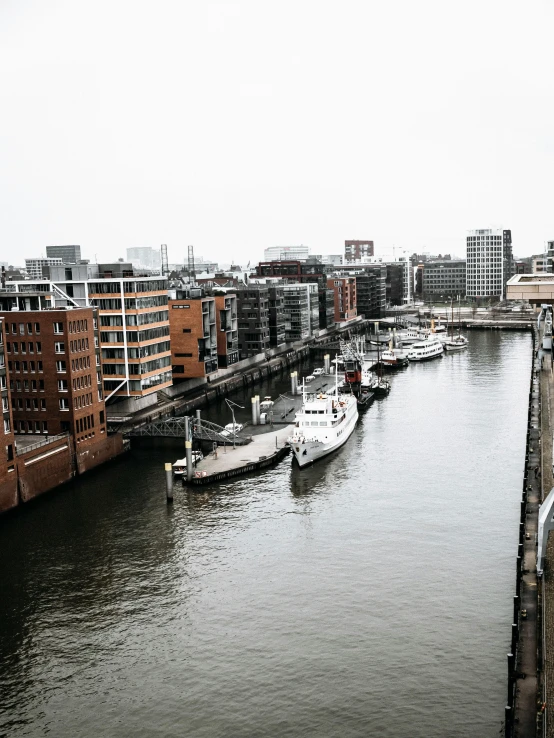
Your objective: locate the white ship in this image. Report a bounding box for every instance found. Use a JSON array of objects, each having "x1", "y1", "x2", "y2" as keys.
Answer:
[
  {"x1": 444, "y1": 335, "x2": 468, "y2": 351},
  {"x1": 288, "y1": 381, "x2": 359, "y2": 468},
  {"x1": 407, "y1": 336, "x2": 444, "y2": 361}
]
